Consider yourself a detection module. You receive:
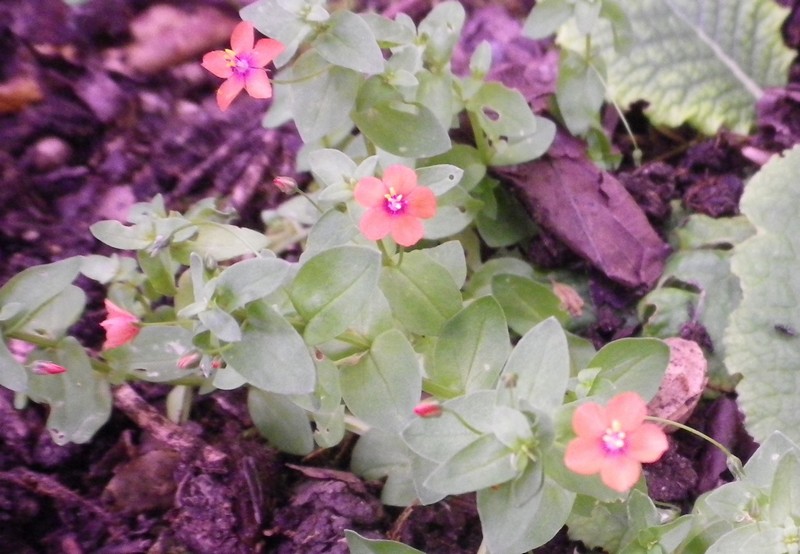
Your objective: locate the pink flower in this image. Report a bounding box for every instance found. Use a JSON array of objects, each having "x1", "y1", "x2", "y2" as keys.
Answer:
[
  {"x1": 101, "y1": 300, "x2": 140, "y2": 350},
  {"x1": 564, "y1": 392, "x2": 668, "y2": 493},
  {"x1": 201, "y1": 22, "x2": 285, "y2": 111},
  {"x1": 273, "y1": 176, "x2": 298, "y2": 194},
  {"x1": 354, "y1": 165, "x2": 437, "y2": 247},
  {"x1": 413, "y1": 399, "x2": 442, "y2": 418},
  {"x1": 32, "y1": 361, "x2": 67, "y2": 375}
]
